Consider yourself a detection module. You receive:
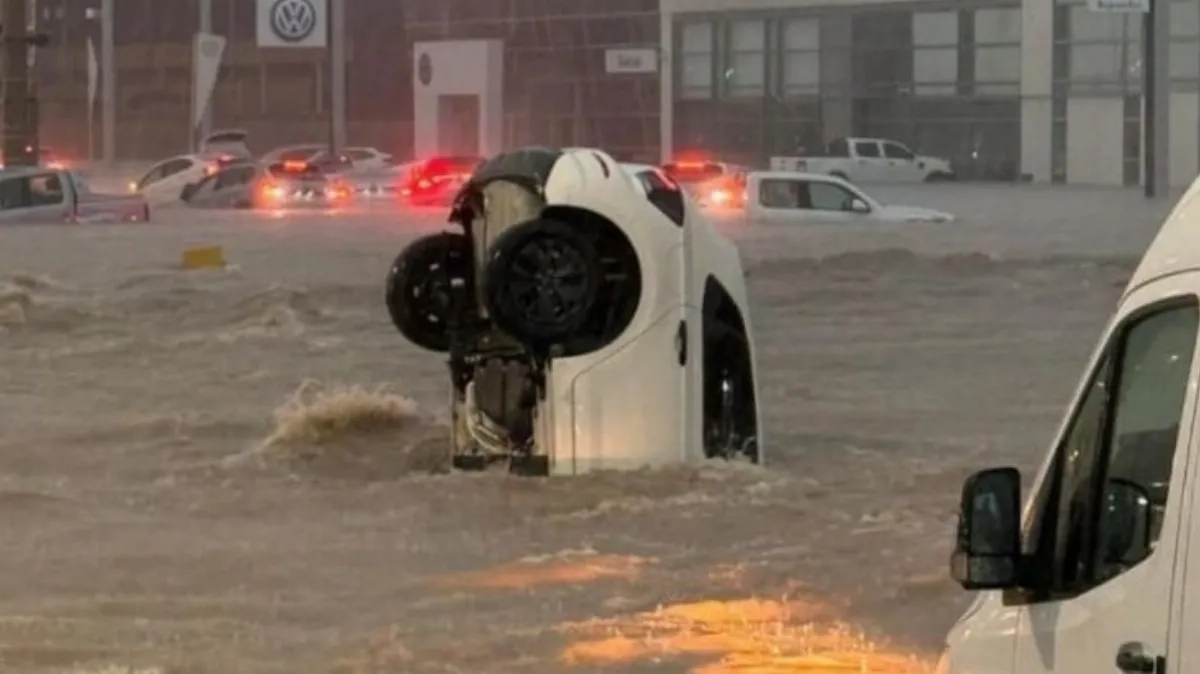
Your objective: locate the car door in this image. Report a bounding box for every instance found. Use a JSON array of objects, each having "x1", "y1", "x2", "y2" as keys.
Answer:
[
  {"x1": 1011, "y1": 284, "x2": 1199, "y2": 674},
  {"x1": 850, "y1": 140, "x2": 885, "y2": 182},
  {"x1": 744, "y1": 174, "x2": 807, "y2": 223},
  {"x1": 880, "y1": 141, "x2": 923, "y2": 182}
]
